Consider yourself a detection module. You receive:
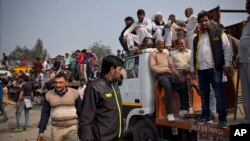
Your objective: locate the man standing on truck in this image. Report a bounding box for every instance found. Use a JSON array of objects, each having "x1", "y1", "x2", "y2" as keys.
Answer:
[
  {"x1": 191, "y1": 11, "x2": 232, "y2": 128},
  {"x1": 239, "y1": 0, "x2": 250, "y2": 125},
  {"x1": 149, "y1": 38, "x2": 189, "y2": 121},
  {"x1": 78, "y1": 55, "x2": 124, "y2": 141},
  {"x1": 185, "y1": 7, "x2": 198, "y2": 50}
]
